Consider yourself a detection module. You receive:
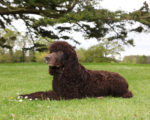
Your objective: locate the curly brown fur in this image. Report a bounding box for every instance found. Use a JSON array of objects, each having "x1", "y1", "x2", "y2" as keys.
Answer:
[{"x1": 20, "y1": 41, "x2": 133, "y2": 100}]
